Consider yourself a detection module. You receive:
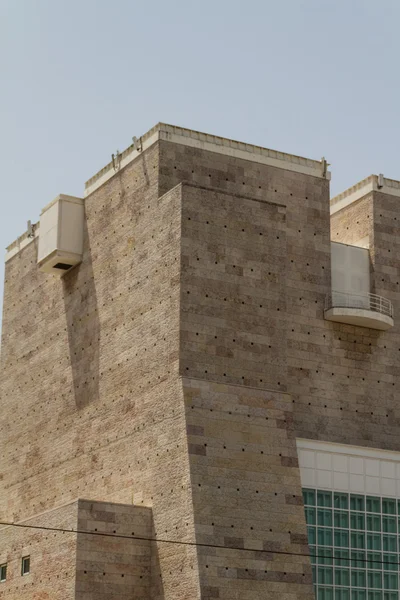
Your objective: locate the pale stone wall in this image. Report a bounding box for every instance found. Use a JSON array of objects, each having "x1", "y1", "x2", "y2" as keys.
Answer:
[
  {"x1": 313, "y1": 188, "x2": 400, "y2": 449},
  {"x1": 3, "y1": 127, "x2": 400, "y2": 599},
  {"x1": 0, "y1": 144, "x2": 200, "y2": 599},
  {"x1": 0, "y1": 500, "x2": 154, "y2": 600},
  {"x1": 76, "y1": 500, "x2": 152, "y2": 600},
  {"x1": 330, "y1": 195, "x2": 374, "y2": 247},
  {"x1": 176, "y1": 177, "x2": 323, "y2": 597},
  {"x1": 179, "y1": 183, "x2": 287, "y2": 389},
  {"x1": 184, "y1": 378, "x2": 313, "y2": 600},
  {"x1": 0, "y1": 502, "x2": 78, "y2": 599}
]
